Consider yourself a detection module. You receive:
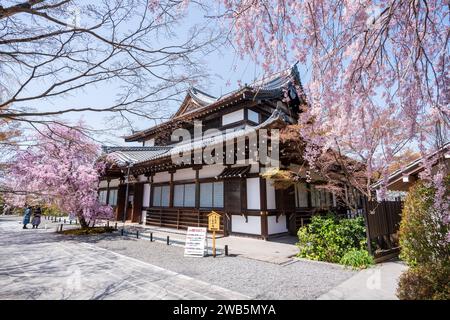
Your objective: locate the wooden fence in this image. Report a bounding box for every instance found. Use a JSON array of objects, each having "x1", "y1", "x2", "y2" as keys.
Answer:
[
  {"x1": 146, "y1": 208, "x2": 229, "y2": 235},
  {"x1": 363, "y1": 200, "x2": 403, "y2": 257}
]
